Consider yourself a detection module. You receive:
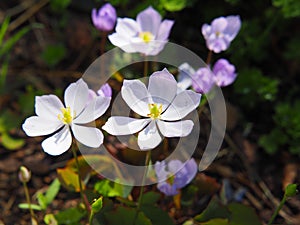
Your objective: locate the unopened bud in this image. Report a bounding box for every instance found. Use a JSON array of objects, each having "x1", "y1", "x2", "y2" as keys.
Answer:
[
  {"x1": 285, "y1": 183, "x2": 298, "y2": 198},
  {"x1": 19, "y1": 166, "x2": 31, "y2": 183}
]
